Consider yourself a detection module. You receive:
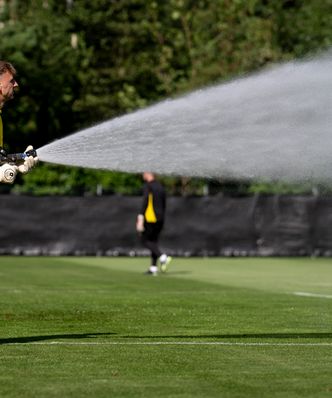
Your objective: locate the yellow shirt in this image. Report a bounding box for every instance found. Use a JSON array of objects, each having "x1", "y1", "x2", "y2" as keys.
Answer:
[{"x1": 144, "y1": 193, "x2": 157, "y2": 223}]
